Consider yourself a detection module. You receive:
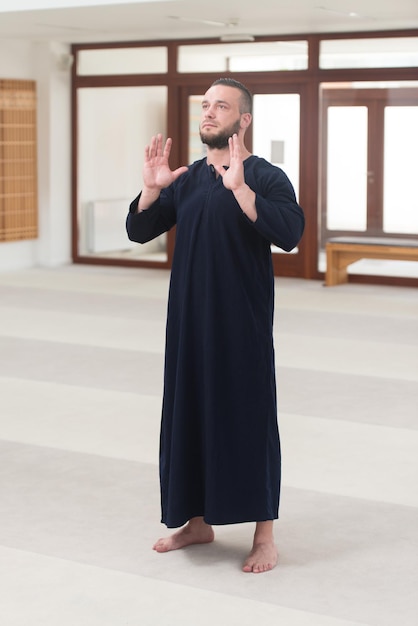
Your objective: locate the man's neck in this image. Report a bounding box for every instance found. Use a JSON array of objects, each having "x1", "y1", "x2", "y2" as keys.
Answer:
[
  {"x1": 206, "y1": 146, "x2": 230, "y2": 168},
  {"x1": 205, "y1": 145, "x2": 252, "y2": 167}
]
